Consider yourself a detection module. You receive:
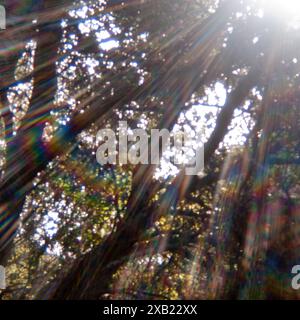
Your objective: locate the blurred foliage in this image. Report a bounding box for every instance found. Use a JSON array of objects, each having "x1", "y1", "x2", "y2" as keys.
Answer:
[{"x1": 1, "y1": 0, "x2": 300, "y2": 300}]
